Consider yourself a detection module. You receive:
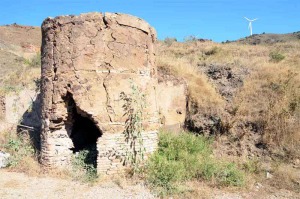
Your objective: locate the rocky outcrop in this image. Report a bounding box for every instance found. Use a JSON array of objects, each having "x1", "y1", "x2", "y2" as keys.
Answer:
[
  {"x1": 40, "y1": 13, "x2": 160, "y2": 174},
  {"x1": 0, "y1": 151, "x2": 10, "y2": 168},
  {"x1": 198, "y1": 63, "x2": 250, "y2": 102}
]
